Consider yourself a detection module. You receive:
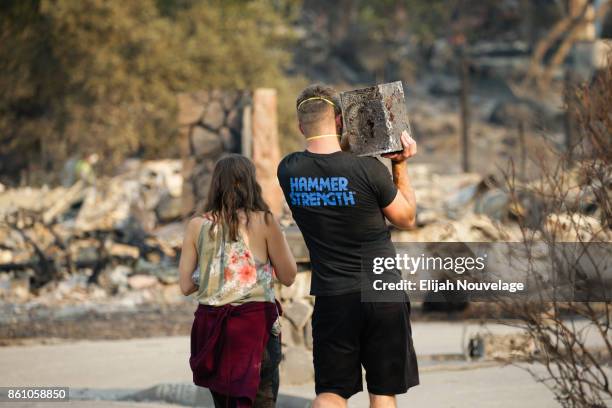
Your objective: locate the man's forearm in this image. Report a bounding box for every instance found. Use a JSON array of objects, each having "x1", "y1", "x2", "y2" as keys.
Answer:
[{"x1": 392, "y1": 161, "x2": 416, "y2": 225}]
